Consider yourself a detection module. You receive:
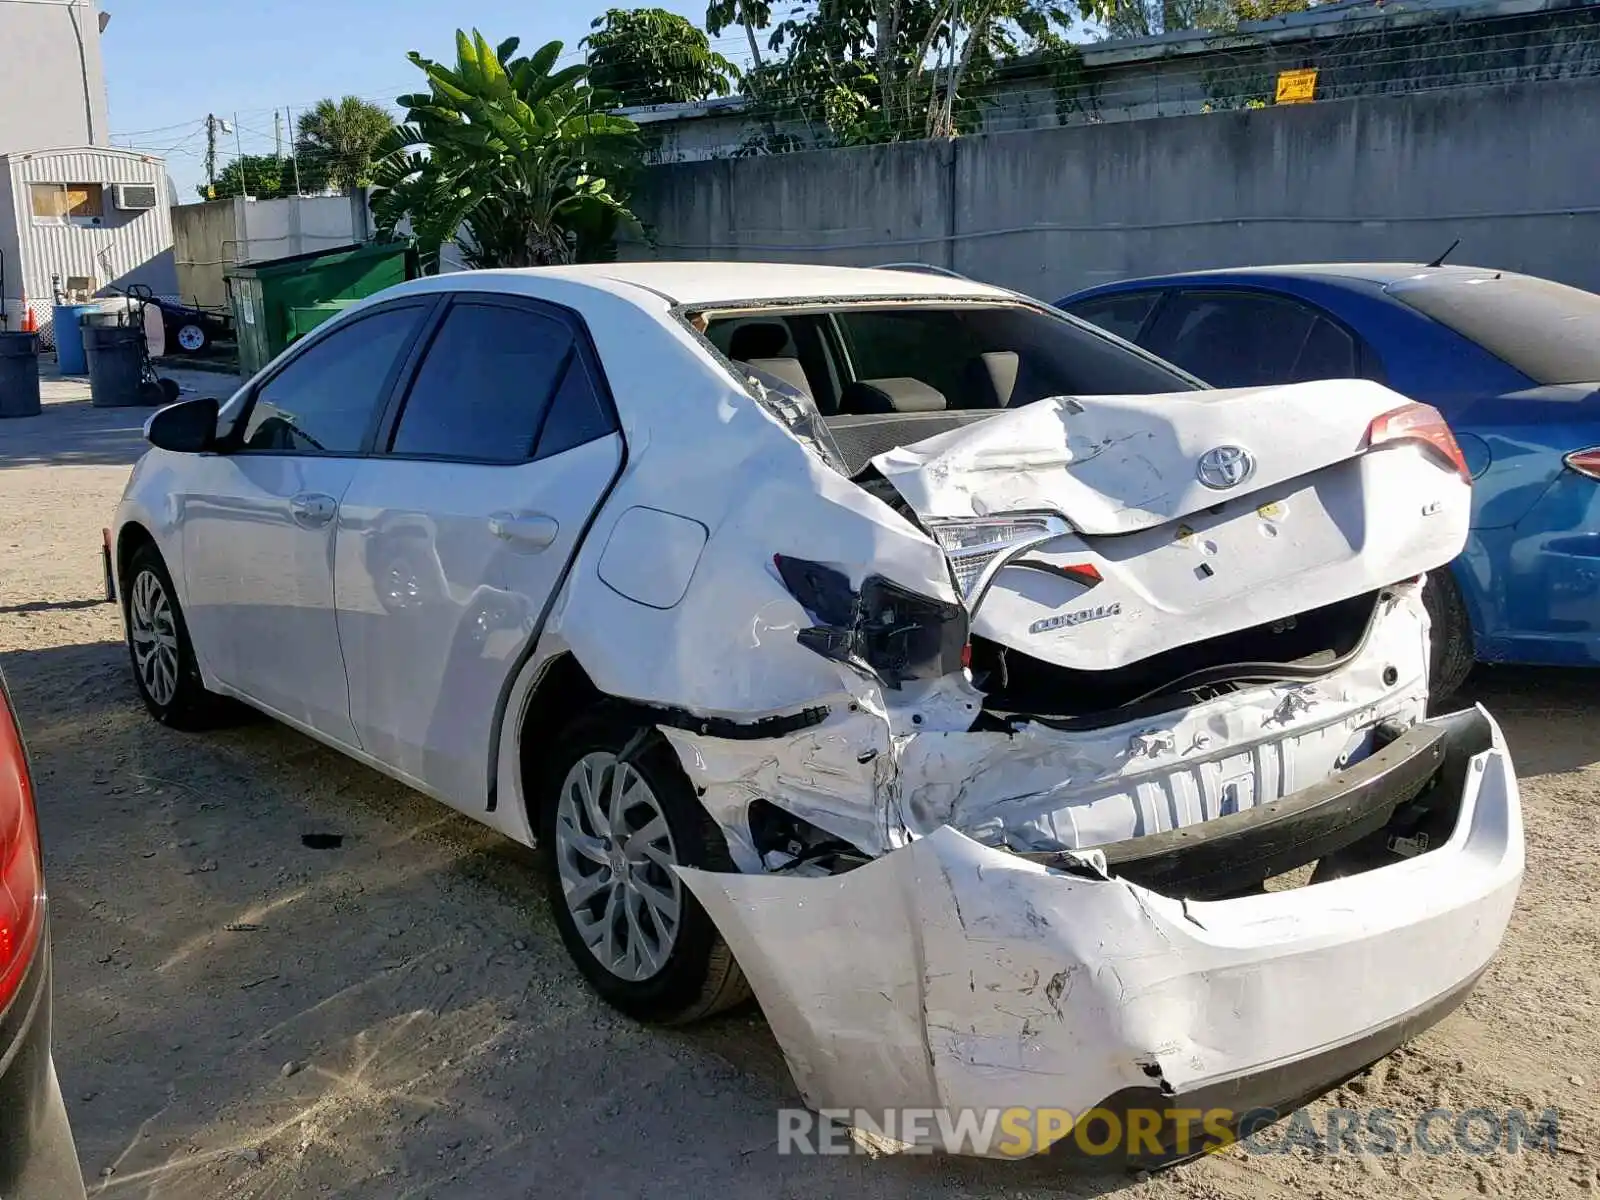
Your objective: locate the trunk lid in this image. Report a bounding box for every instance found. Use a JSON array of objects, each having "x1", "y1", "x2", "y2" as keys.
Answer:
[
  {"x1": 873, "y1": 380, "x2": 1413, "y2": 534},
  {"x1": 871, "y1": 380, "x2": 1472, "y2": 672}
]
